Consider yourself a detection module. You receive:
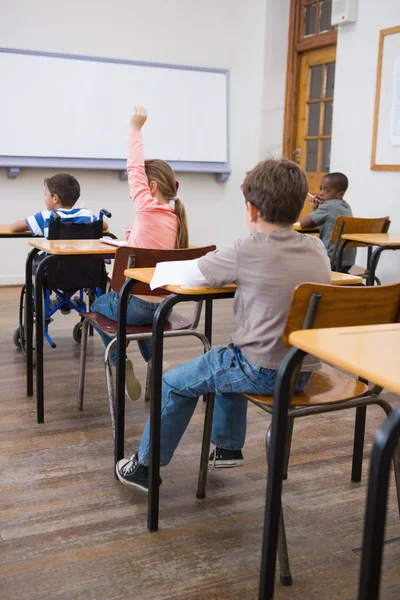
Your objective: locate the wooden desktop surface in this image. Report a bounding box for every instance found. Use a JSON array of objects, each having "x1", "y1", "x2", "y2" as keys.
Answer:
[
  {"x1": 289, "y1": 324, "x2": 400, "y2": 395},
  {"x1": 0, "y1": 225, "x2": 33, "y2": 236},
  {"x1": 293, "y1": 222, "x2": 319, "y2": 233},
  {"x1": 124, "y1": 267, "x2": 363, "y2": 294},
  {"x1": 29, "y1": 239, "x2": 119, "y2": 255},
  {"x1": 1, "y1": 224, "x2": 109, "y2": 237},
  {"x1": 342, "y1": 233, "x2": 400, "y2": 246}
]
